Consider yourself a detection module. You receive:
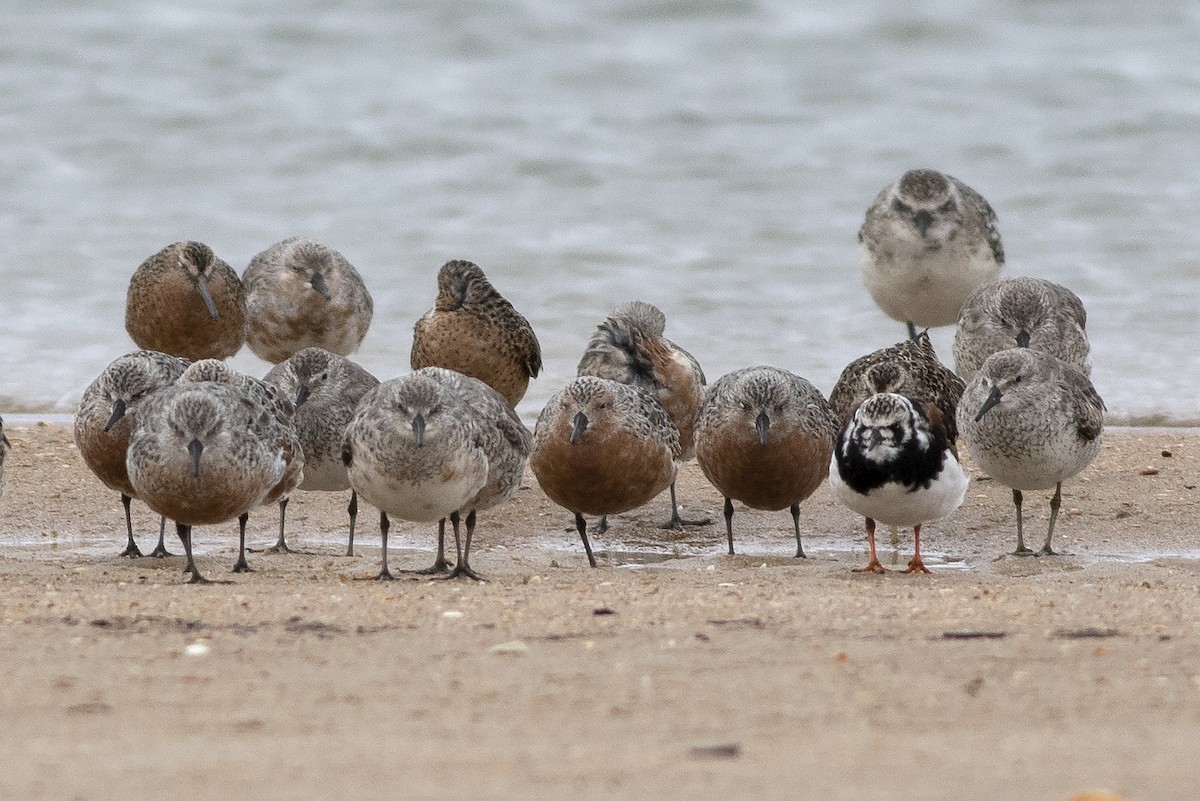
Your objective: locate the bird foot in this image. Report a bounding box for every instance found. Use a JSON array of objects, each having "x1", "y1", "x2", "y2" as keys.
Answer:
[
  {"x1": 854, "y1": 561, "x2": 887, "y2": 574},
  {"x1": 1012, "y1": 547, "x2": 1038, "y2": 557},
  {"x1": 903, "y1": 559, "x2": 931, "y2": 574},
  {"x1": 440, "y1": 564, "x2": 485, "y2": 582},
  {"x1": 1039, "y1": 544, "x2": 1060, "y2": 556},
  {"x1": 185, "y1": 573, "x2": 231, "y2": 585},
  {"x1": 659, "y1": 516, "x2": 712, "y2": 532},
  {"x1": 231, "y1": 560, "x2": 254, "y2": 574},
  {"x1": 147, "y1": 544, "x2": 175, "y2": 559},
  {"x1": 374, "y1": 569, "x2": 395, "y2": 581},
  {"x1": 403, "y1": 560, "x2": 454, "y2": 576},
  {"x1": 117, "y1": 543, "x2": 143, "y2": 559}
]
